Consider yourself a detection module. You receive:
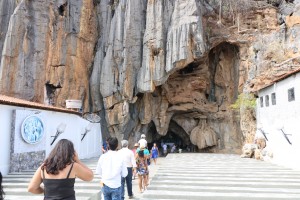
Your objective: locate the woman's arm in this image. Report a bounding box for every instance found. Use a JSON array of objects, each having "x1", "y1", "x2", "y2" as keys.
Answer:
[
  {"x1": 73, "y1": 151, "x2": 94, "y2": 181},
  {"x1": 28, "y1": 166, "x2": 44, "y2": 194}
]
